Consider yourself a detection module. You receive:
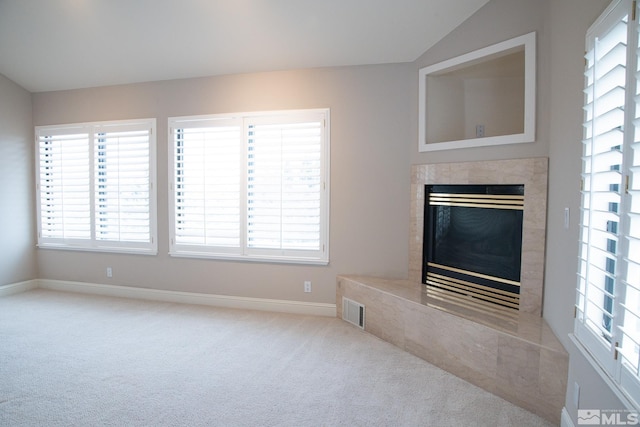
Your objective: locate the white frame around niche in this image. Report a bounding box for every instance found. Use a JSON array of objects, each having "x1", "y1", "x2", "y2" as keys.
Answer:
[{"x1": 418, "y1": 32, "x2": 536, "y2": 152}]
